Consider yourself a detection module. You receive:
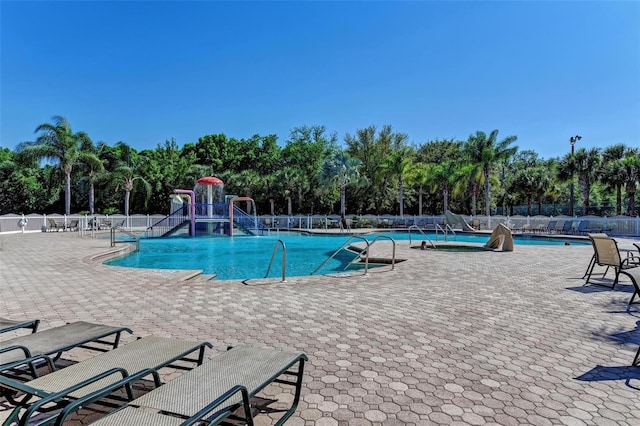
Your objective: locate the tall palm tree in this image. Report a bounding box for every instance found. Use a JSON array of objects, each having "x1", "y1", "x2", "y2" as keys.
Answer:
[
  {"x1": 78, "y1": 139, "x2": 105, "y2": 215},
  {"x1": 380, "y1": 146, "x2": 413, "y2": 217},
  {"x1": 573, "y1": 147, "x2": 602, "y2": 215},
  {"x1": 406, "y1": 162, "x2": 430, "y2": 216},
  {"x1": 16, "y1": 116, "x2": 91, "y2": 215},
  {"x1": 601, "y1": 145, "x2": 636, "y2": 216},
  {"x1": 464, "y1": 130, "x2": 518, "y2": 217},
  {"x1": 276, "y1": 167, "x2": 303, "y2": 216},
  {"x1": 111, "y1": 143, "x2": 150, "y2": 216},
  {"x1": 321, "y1": 151, "x2": 365, "y2": 216},
  {"x1": 621, "y1": 154, "x2": 640, "y2": 215}
]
